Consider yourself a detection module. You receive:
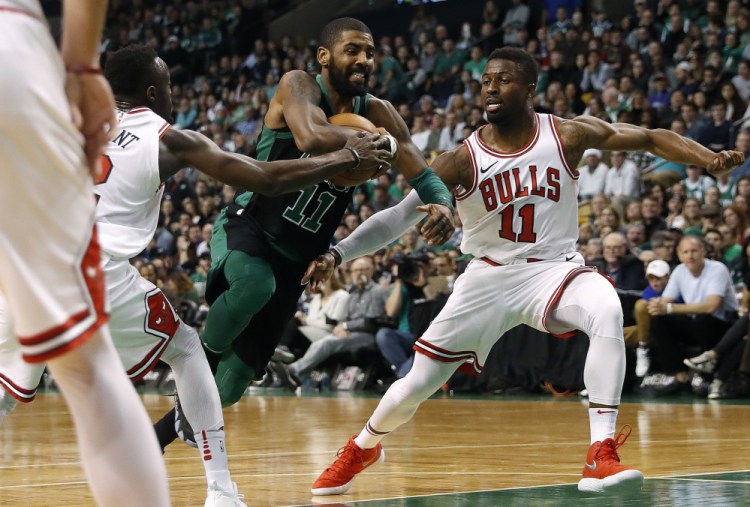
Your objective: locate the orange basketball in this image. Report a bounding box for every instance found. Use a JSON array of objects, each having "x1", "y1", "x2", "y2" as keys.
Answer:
[{"x1": 327, "y1": 113, "x2": 390, "y2": 187}]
